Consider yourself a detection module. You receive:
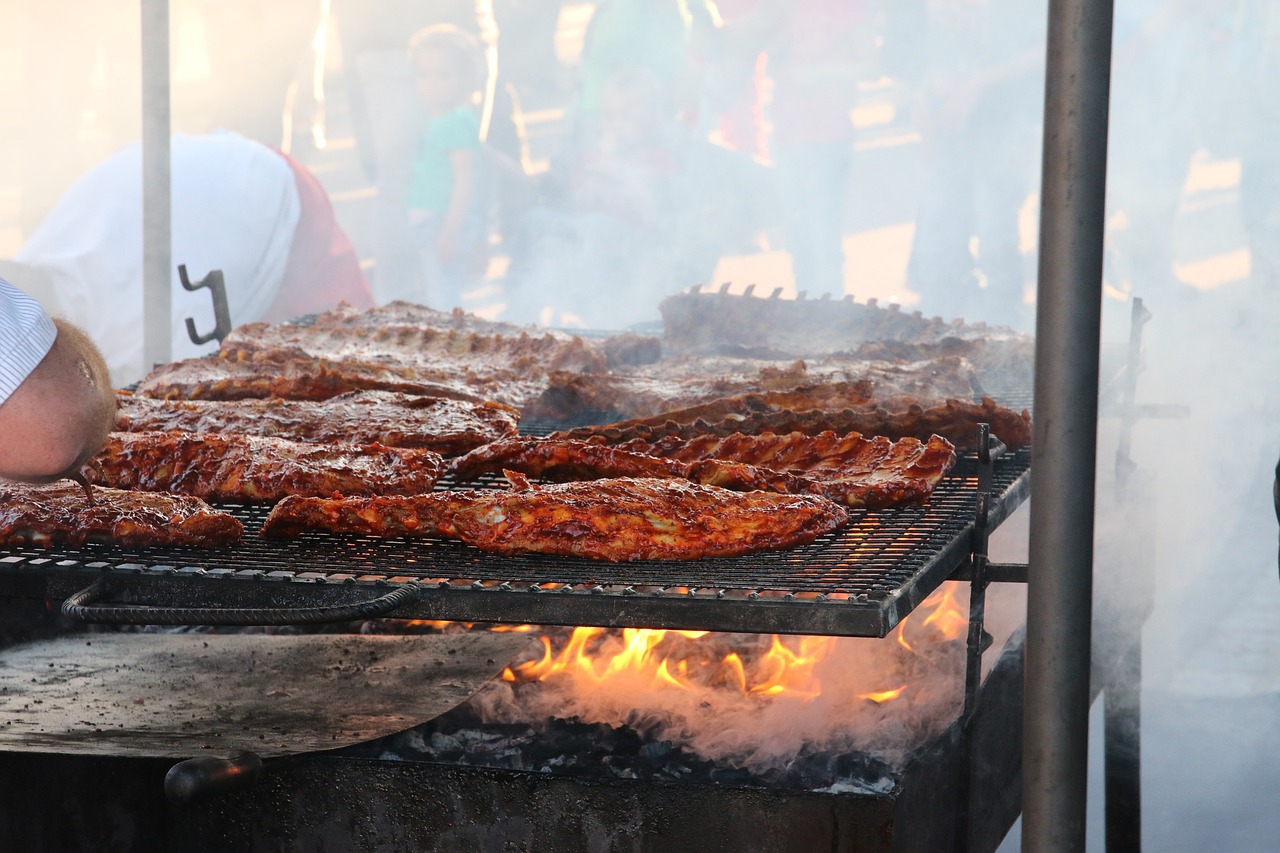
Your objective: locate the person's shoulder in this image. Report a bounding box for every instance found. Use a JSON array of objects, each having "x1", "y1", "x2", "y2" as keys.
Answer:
[{"x1": 434, "y1": 107, "x2": 482, "y2": 148}]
